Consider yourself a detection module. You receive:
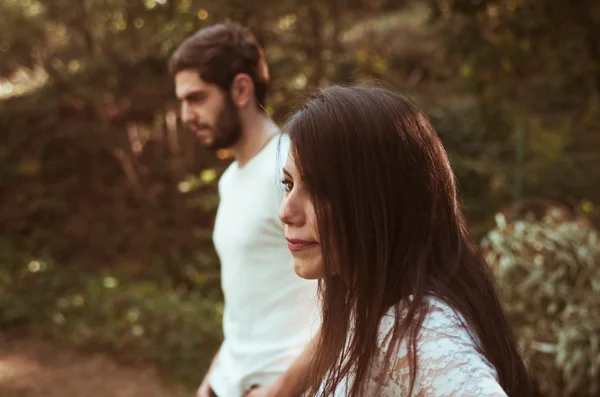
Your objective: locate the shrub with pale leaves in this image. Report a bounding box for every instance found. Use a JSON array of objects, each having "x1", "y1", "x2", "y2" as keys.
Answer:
[{"x1": 481, "y1": 204, "x2": 600, "y2": 397}]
